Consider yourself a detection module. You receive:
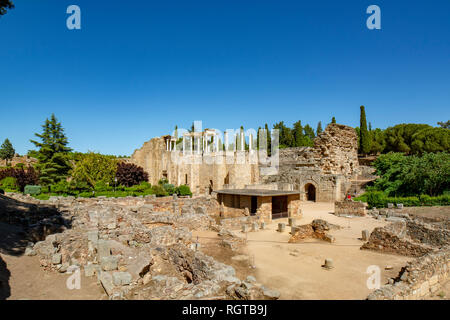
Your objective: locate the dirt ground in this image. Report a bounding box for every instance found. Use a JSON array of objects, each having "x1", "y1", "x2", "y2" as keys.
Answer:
[{"x1": 244, "y1": 202, "x2": 412, "y2": 300}]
